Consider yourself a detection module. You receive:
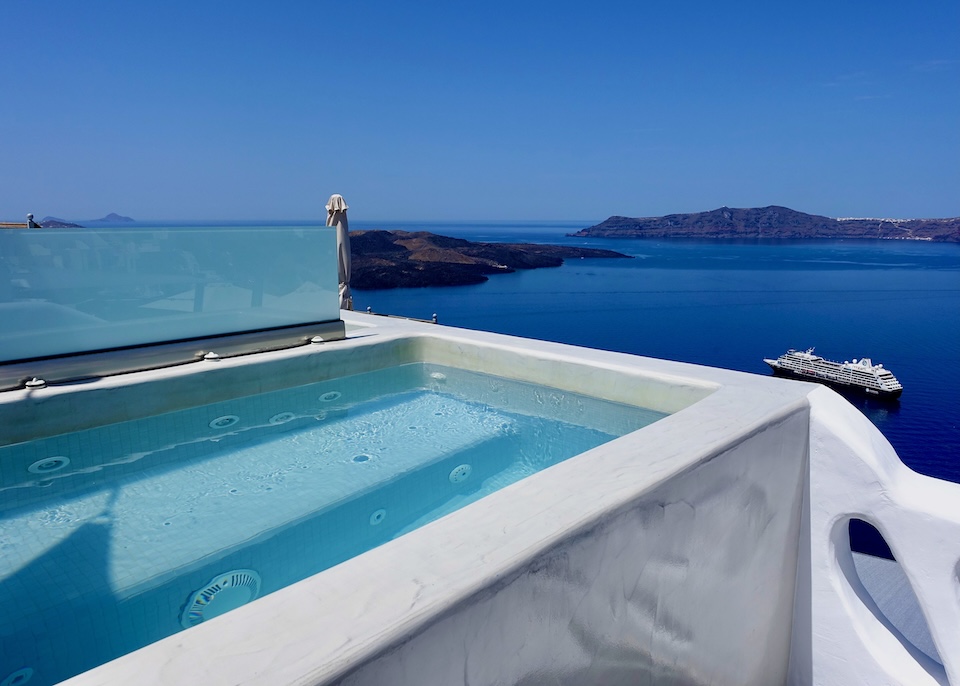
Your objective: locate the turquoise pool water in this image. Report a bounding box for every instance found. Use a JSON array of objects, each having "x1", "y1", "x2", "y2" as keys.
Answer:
[{"x1": 0, "y1": 363, "x2": 665, "y2": 685}]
